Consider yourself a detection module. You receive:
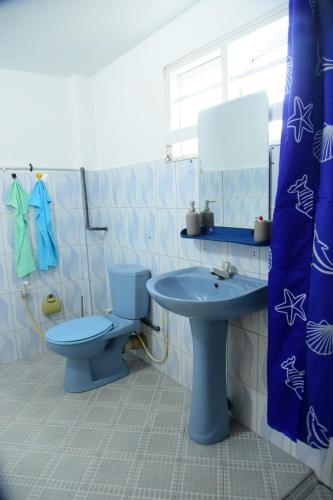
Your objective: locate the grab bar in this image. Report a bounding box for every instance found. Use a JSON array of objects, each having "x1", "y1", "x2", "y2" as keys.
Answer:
[{"x1": 80, "y1": 167, "x2": 108, "y2": 231}]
